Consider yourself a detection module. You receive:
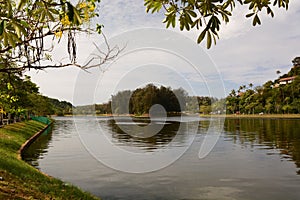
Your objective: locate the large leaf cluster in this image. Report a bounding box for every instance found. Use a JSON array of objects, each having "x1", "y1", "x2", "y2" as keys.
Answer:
[
  {"x1": 0, "y1": 0, "x2": 101, "y2": 73},
  {"x1": 145, "y1": 0, "x2": 289, "y2": 48}
]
